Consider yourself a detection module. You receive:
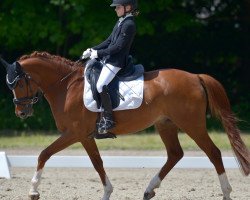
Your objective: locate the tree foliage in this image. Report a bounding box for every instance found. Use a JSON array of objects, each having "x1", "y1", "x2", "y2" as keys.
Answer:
[{"x1": 0, "y1": 0, "x2": 249, "y2": 130}]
